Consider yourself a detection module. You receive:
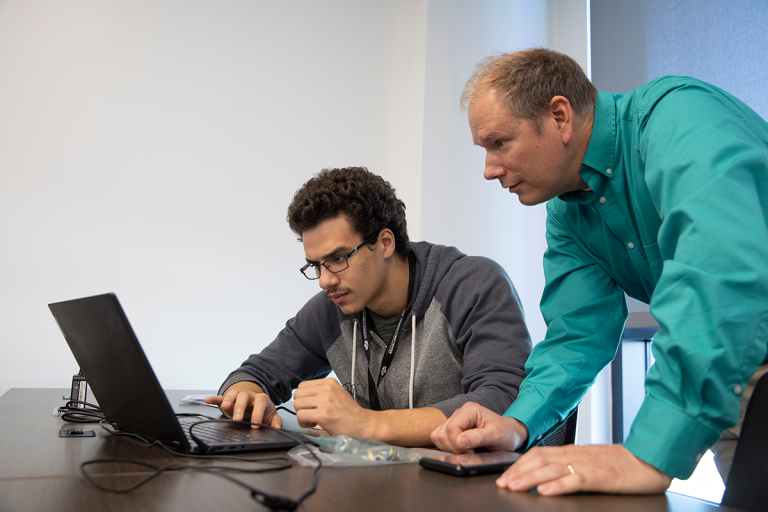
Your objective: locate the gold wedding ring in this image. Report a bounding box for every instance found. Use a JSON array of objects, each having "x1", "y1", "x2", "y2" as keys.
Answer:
[{"x1": 567, "y1": 463, "x2": 576, "y2": 475}]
